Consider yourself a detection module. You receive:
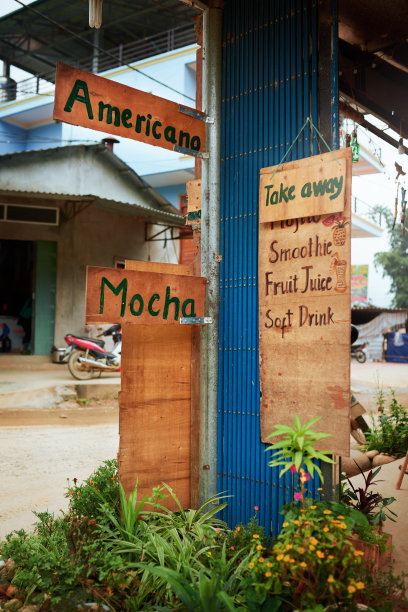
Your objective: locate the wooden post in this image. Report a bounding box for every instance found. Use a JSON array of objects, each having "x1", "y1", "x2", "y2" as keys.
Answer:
[{"x1": 396, "y1": 451, "x2": 408, "y2": 490}]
